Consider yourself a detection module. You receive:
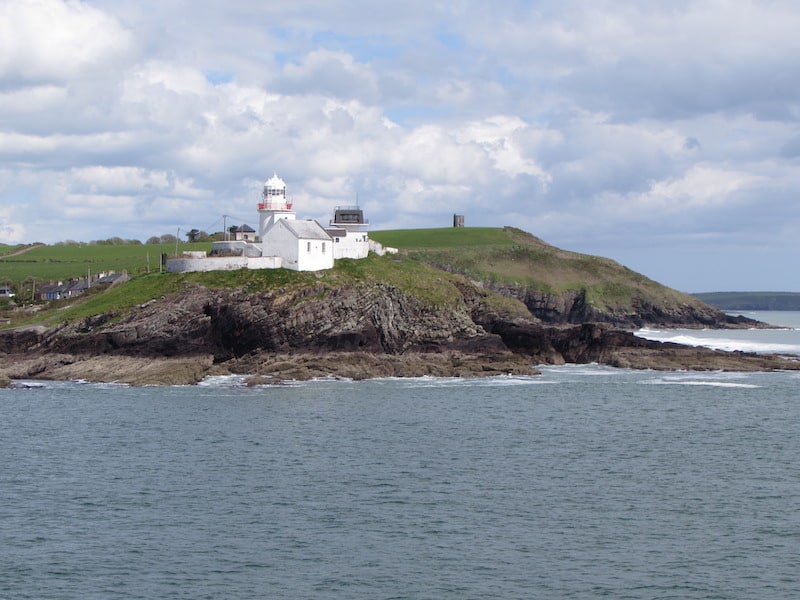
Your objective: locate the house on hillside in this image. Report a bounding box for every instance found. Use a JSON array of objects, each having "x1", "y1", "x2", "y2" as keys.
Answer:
[
  {"x1": 229, "y1": 224, "x2": 256, "y2": 241},
  {"x1": 39, "y1": 281, "x2": 72, "y2": 301},
  {"x1": 38, "y1": 272, "x2": 128, "y2": 301}
]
